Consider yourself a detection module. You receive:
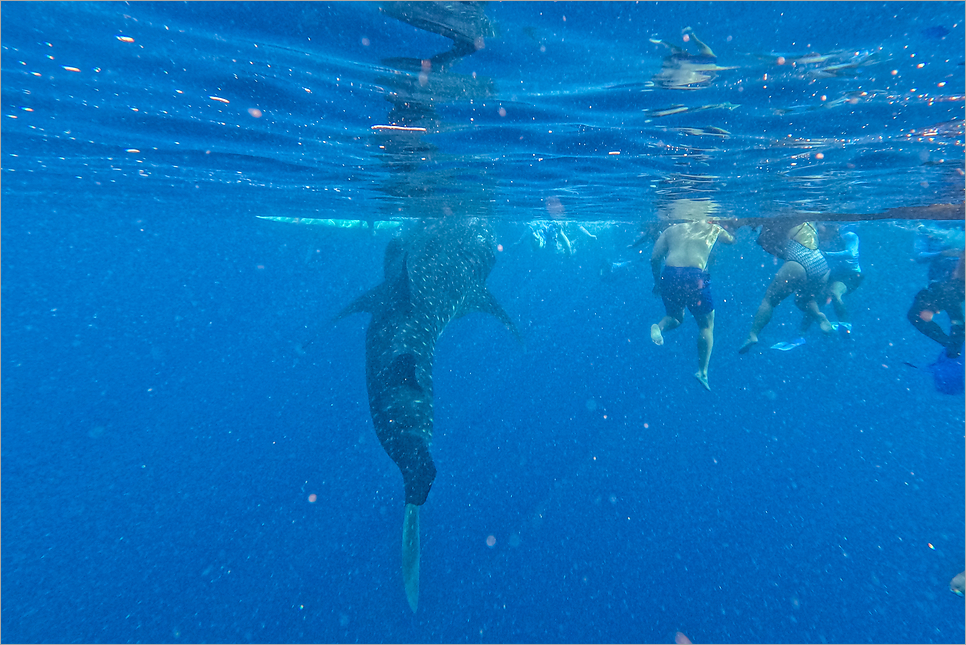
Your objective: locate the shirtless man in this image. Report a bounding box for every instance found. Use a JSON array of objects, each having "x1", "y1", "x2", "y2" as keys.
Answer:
[{"x1": 650, "y1": 218, "x2": 736, "y2": 390}]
